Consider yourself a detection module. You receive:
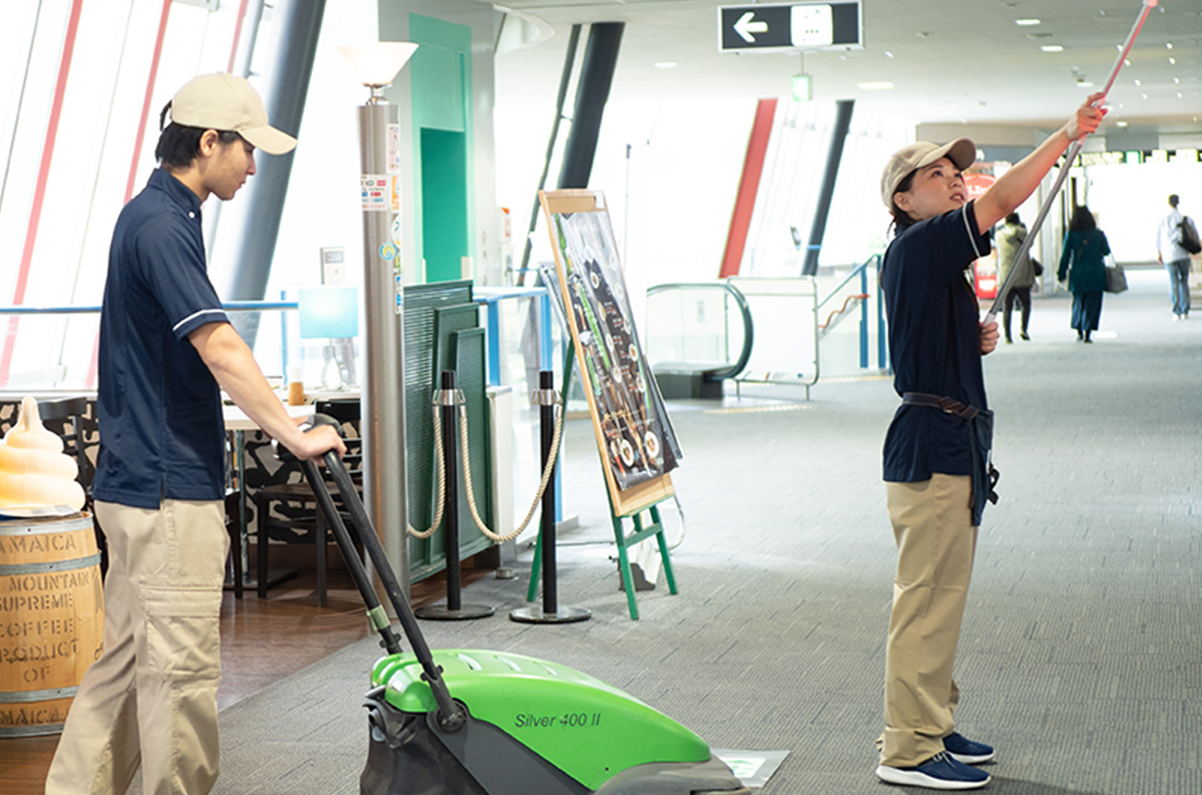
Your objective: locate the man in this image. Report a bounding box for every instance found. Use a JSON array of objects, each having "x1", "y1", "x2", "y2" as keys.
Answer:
[
  {"x1": 1157, "y1": 194, "x2": 1195, "y2": 320},
  {"x1": 45, "y1": 73, "x2": 345, "y2": 795}
]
